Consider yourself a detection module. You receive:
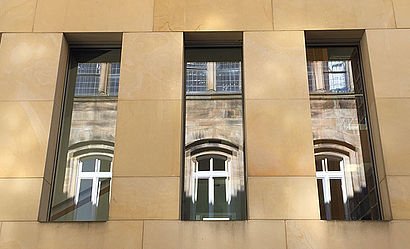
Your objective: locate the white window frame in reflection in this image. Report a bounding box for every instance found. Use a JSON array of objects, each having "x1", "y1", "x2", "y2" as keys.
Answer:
[
  {"x1": 74, "y1": 154, "x2": 113, "y2": 219},
  {"x1": 316, "y1": 156, "x2": 349, "y2": 220},
  {"x1": 191, "y1": 153, "x2": 232, "y2": 220}
]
